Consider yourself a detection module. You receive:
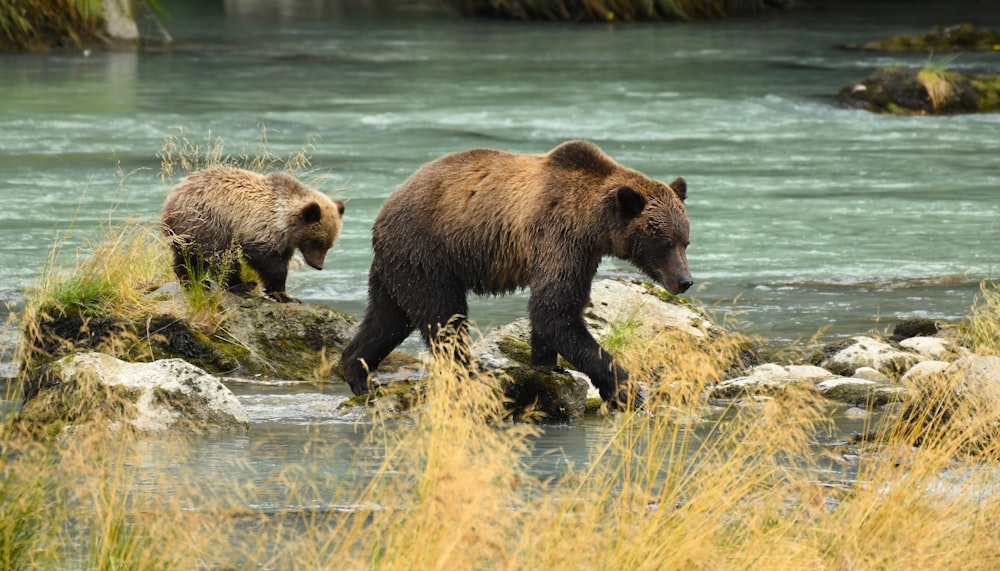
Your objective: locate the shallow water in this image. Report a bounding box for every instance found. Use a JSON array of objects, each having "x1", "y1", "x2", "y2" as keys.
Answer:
[{"x1": 1, "y1": 0, "x2": 998, "y2": 500}]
